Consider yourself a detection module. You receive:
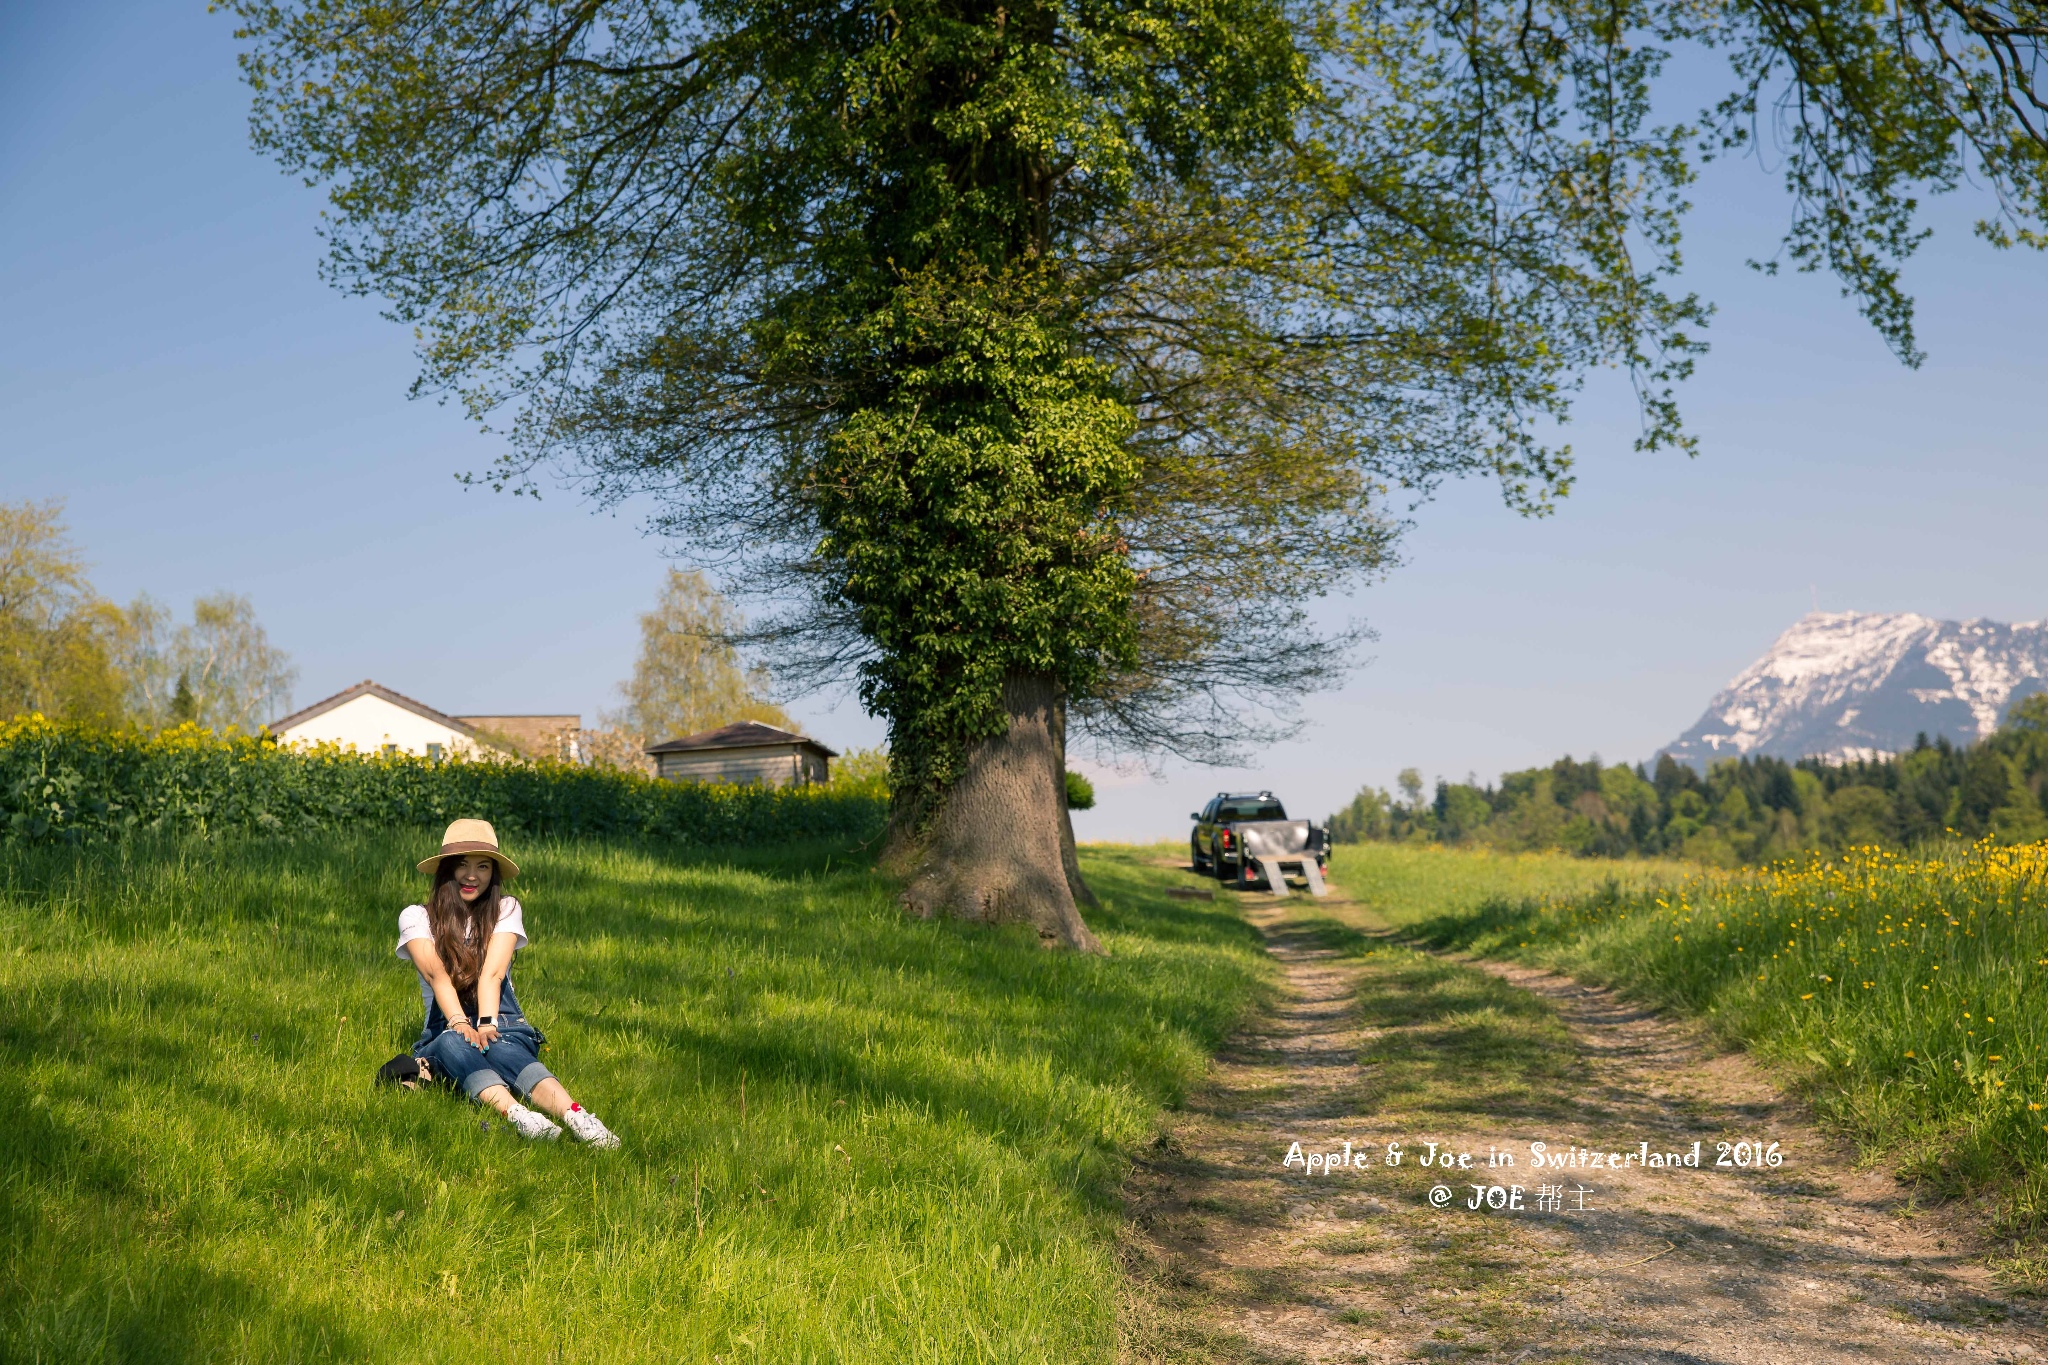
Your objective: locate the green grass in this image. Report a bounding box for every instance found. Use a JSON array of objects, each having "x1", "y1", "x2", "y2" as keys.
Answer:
[
  {"x1": 0, "y1": 833, "x2": 1271, "y2": 1362},
  {"x1": 1324, "y1": 841, "x2": 1695, "y2": 927},
  {"x1": 1362, "y1": 838, "x2": 2048, "y2": 1269}
]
